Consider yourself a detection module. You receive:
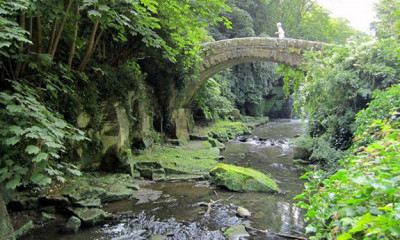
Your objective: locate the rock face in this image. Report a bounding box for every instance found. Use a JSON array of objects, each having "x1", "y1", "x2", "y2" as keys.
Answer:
[
  {"x1": 0, "y1": 195, "x2": 15, "y2": 240},
  {"x1": 76, "y1": 90, "x2": 158, "y2": 172},
  {"x1": 170, "y1": 108, "x2": 195, "y2": 142},
  {"x1": 210, "y1": 163, "x2": 279, "y2": 192}
]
